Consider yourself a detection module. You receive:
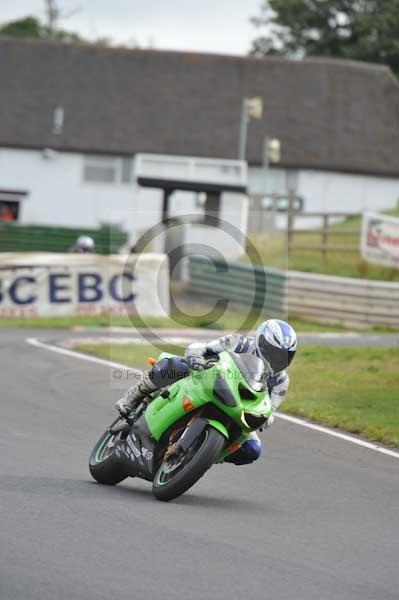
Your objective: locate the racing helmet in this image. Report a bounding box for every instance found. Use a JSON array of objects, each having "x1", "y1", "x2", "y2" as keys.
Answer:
[
  {"x1": 255, "y1": 319, "x2": 297, "y2": 374},
  {"x1": 74, "y1": 235, "x2": 95, "y2": 253}
]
